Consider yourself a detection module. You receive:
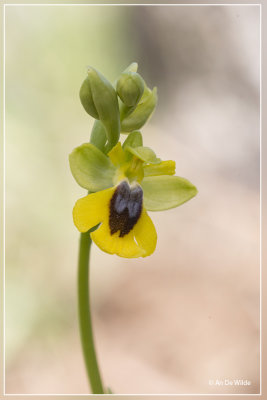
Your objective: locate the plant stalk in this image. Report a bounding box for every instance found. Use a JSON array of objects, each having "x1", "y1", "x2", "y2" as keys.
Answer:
[{"x1": 77, "y1": 230, "x2": 104, "y2": 394}]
